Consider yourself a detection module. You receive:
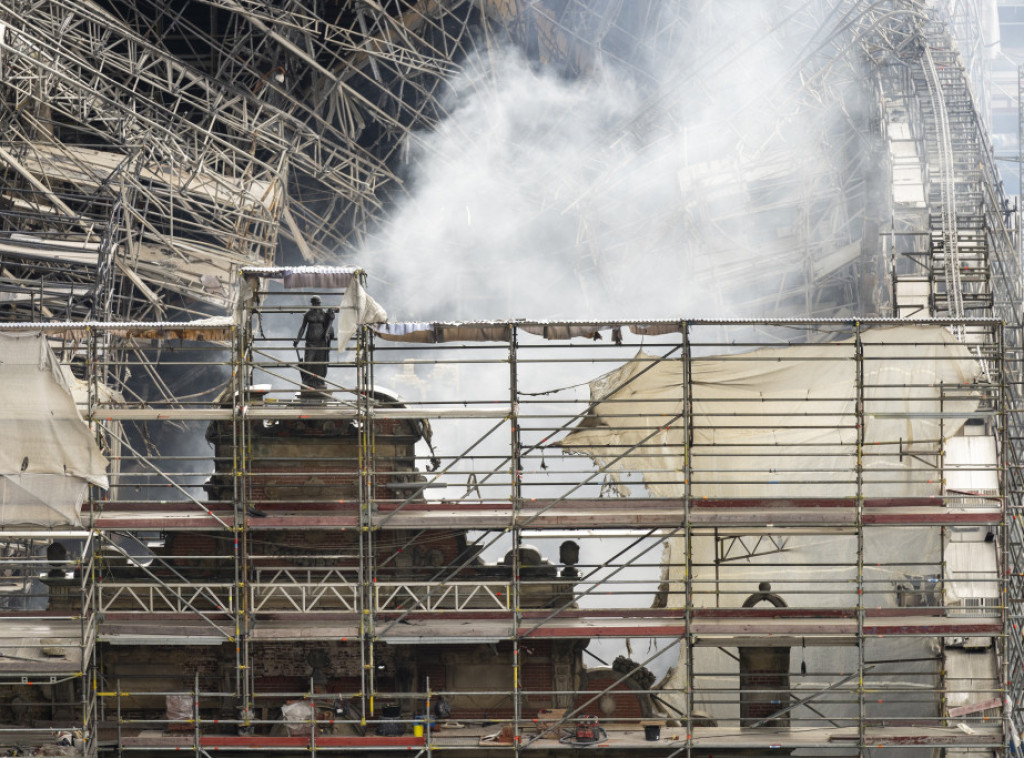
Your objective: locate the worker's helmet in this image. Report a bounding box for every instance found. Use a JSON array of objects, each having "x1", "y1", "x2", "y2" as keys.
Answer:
[{"x1": 310, "y1": 295, "x2": 322, "y2": 306}]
